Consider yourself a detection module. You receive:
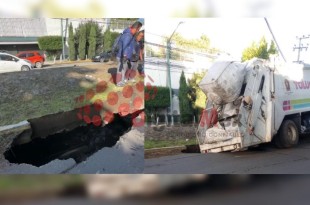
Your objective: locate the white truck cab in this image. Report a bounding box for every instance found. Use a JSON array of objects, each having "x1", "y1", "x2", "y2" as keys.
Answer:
[{"x1": 197, "y1": 58, "x2": 310, "y2": 153}]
